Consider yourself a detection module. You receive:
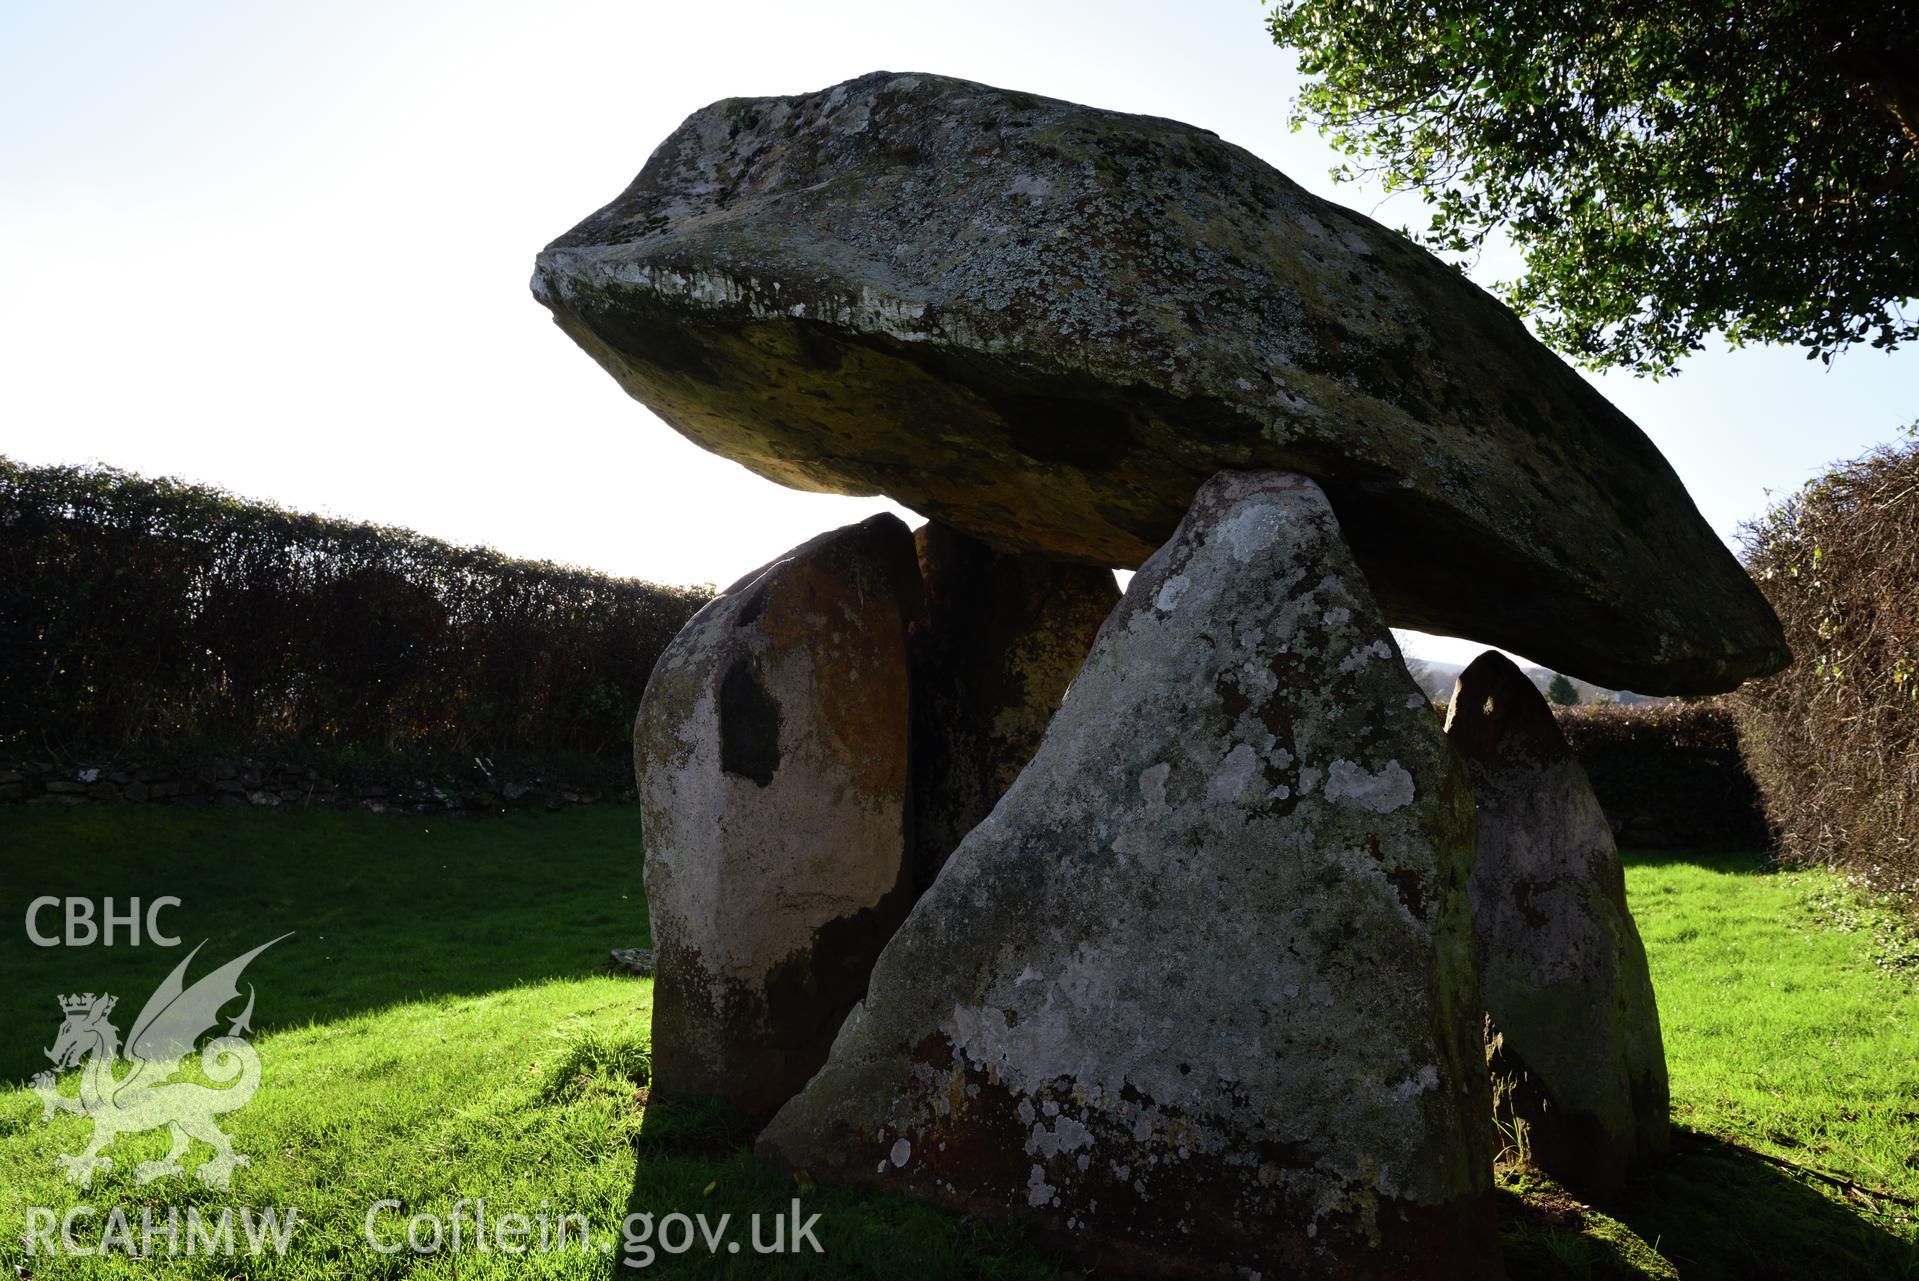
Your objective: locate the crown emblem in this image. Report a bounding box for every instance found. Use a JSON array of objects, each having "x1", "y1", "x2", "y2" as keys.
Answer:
[{"x1": 59, "y1": 993, "x2": 115, "y2": 1016}]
